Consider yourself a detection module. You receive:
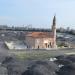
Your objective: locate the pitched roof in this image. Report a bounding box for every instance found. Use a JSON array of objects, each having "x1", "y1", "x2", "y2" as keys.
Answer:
[{"x1": 26, "y1": 32, "x2": 54, "y2": 38}]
